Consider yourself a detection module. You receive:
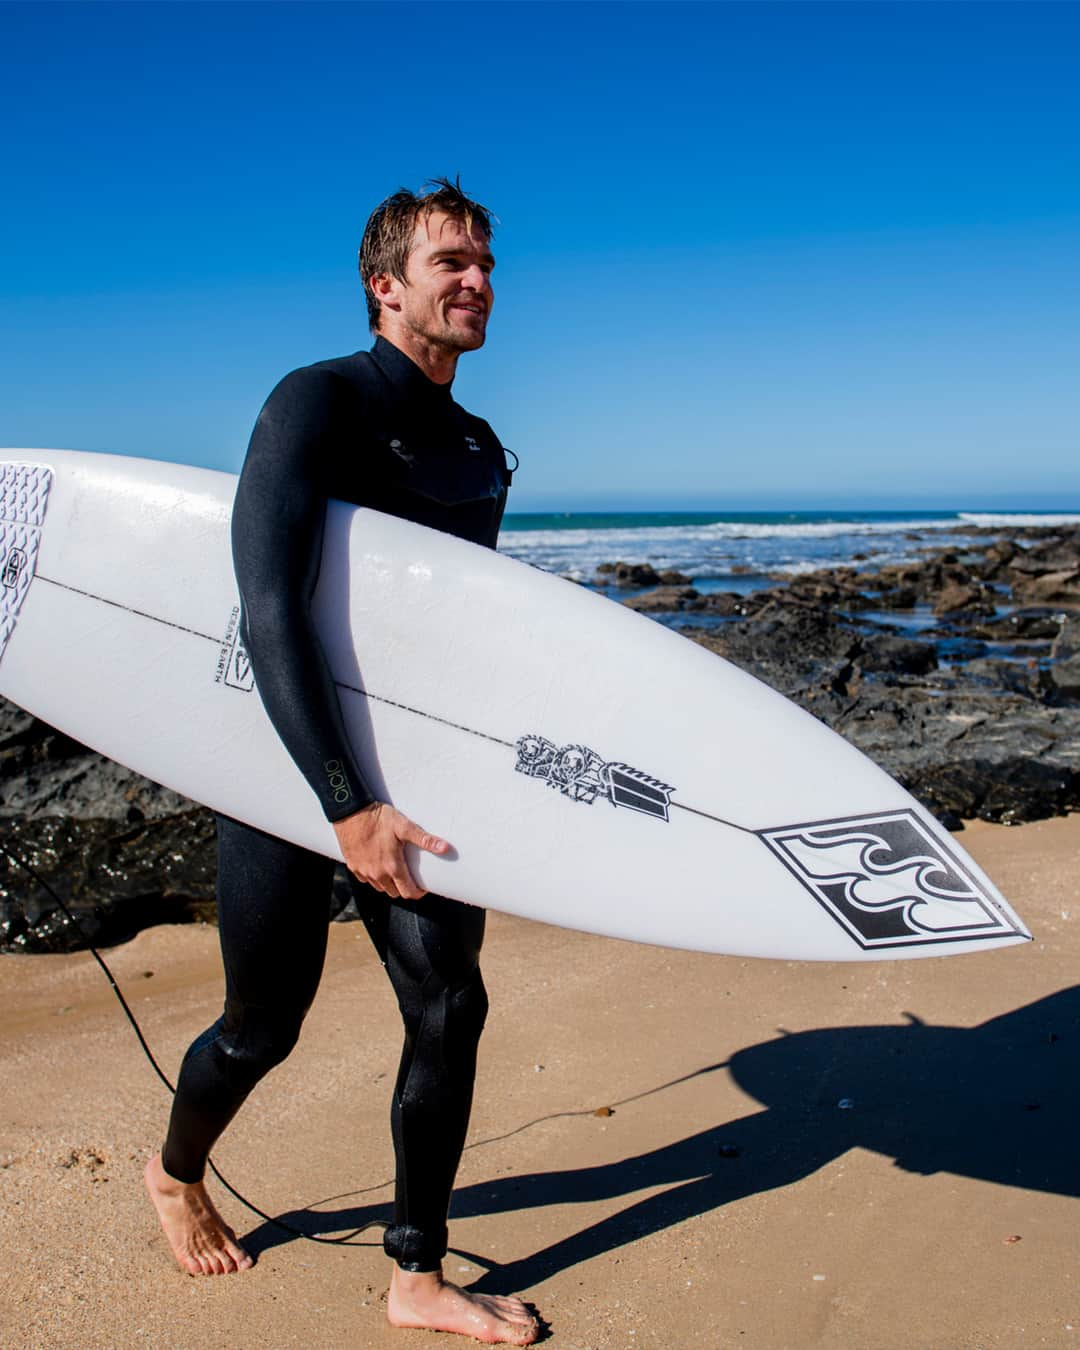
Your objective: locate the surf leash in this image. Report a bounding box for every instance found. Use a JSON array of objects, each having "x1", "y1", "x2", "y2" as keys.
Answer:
[{"x1": 0, "y1": 838, "x2": 386, "y2": 1248}]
